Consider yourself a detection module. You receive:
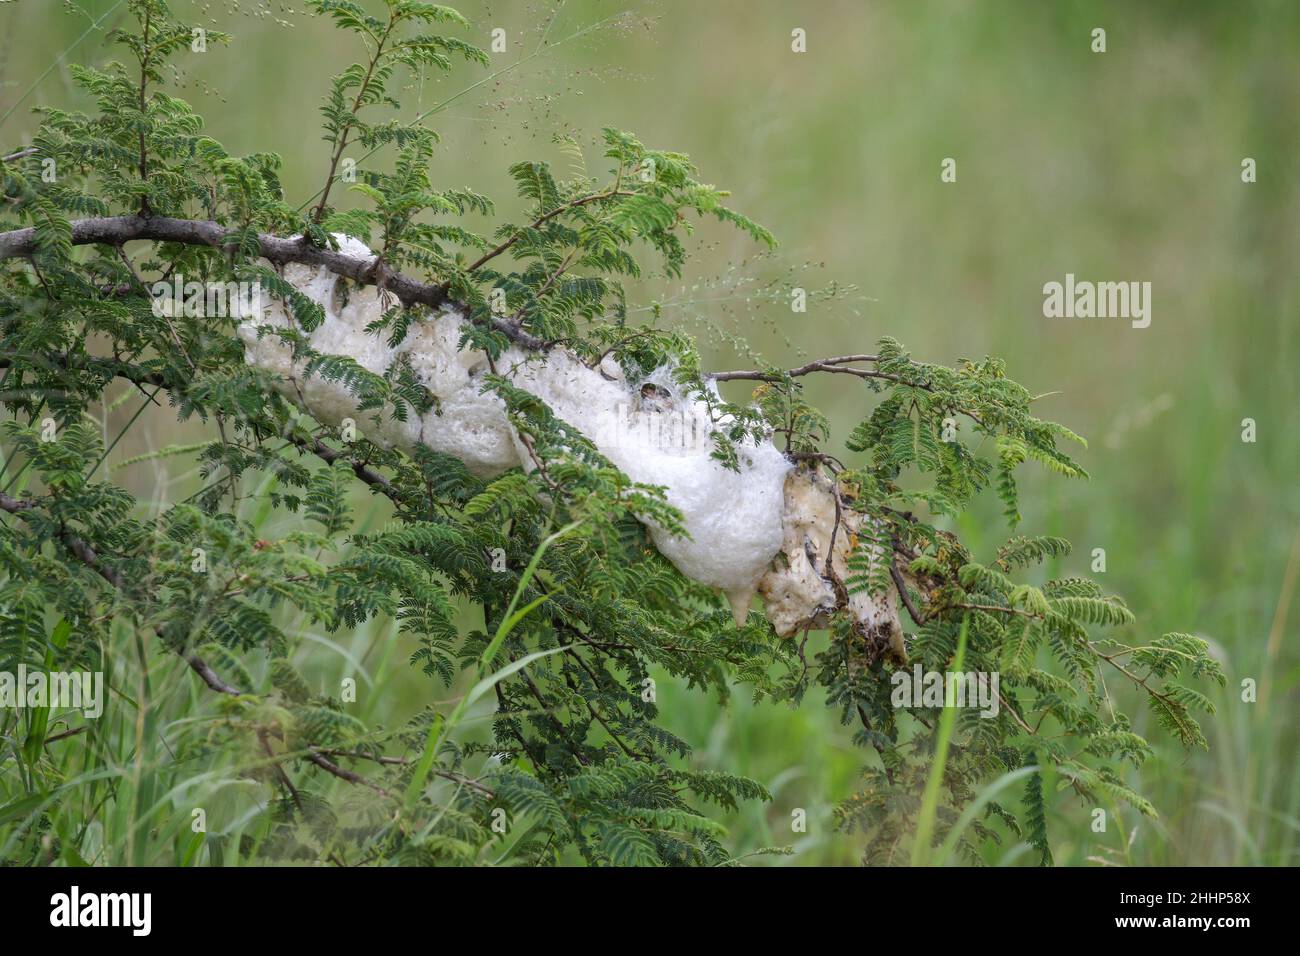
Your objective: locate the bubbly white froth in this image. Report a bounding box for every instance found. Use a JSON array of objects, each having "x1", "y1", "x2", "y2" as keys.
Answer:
[{"x1": 239, "y1": 236, "x2": 791, "y2": 615}]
